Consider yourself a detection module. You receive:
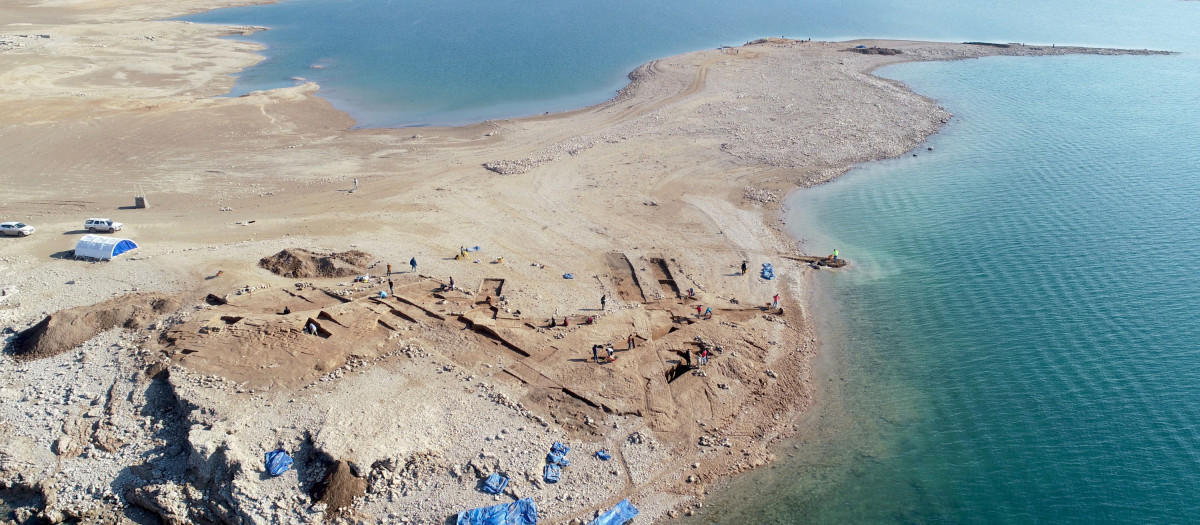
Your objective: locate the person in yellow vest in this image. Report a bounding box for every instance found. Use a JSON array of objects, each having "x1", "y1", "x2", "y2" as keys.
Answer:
[{"x1": 833, "y1": 249, "x2": 839, "y2": 263}]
